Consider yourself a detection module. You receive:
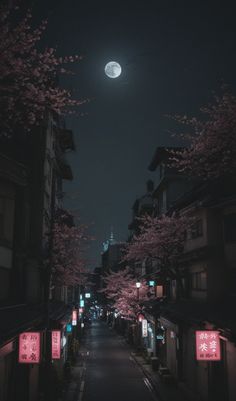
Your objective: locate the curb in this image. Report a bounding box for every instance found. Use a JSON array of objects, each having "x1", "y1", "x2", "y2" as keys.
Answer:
[{"x1": 131, "y1": 352, "x2": 163, "y2": 400}]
